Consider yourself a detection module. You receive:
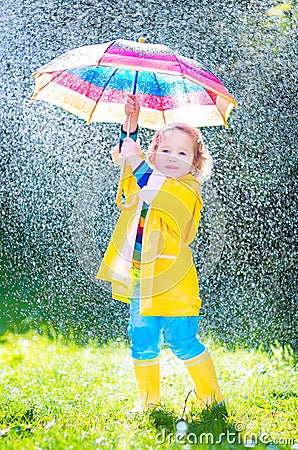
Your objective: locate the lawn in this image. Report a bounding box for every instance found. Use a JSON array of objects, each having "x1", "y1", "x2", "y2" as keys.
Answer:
[{"x1": 0, "y1": 330, "x2": 297, "y2": 449}]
